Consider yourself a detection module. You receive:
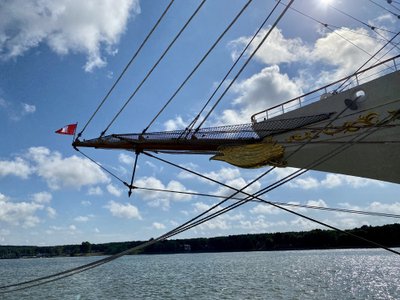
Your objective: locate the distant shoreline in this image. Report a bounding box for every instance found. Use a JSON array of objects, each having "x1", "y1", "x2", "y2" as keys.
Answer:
[{"x1": 1, "y1": 223, "x2": 399, "y2": 259}]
